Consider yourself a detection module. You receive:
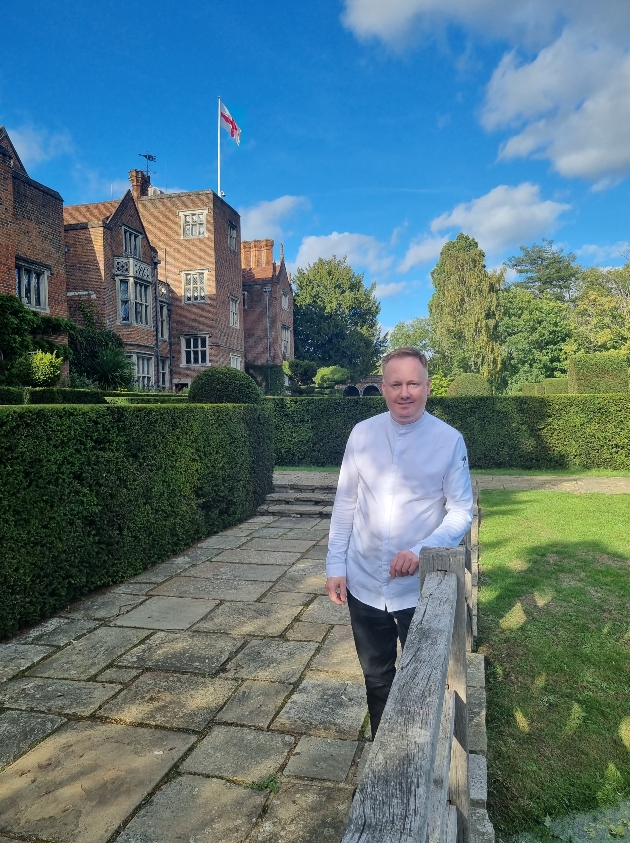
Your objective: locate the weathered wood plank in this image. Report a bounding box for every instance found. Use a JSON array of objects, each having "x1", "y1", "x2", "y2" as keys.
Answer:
[
  {"x1": 342, "y1": 572, "x2": 457, "y2": 843},
  {"x1": 427, "y1": 689, "x2": 455, "y2": 843},
  {"x1": 420, "y1": 548, "x2": 470, "y2": 843}
]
